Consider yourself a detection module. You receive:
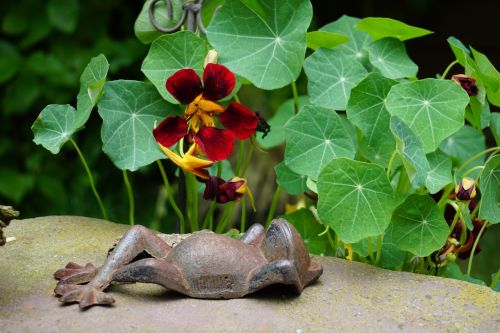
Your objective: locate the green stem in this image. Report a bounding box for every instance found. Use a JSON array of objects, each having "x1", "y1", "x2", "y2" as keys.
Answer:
[
  {"x1": 202, "y1": 200, "x2": 217, "y2": 230},
  {"x1": 291, "y1": 80, "x2": 300, "y2": 114},
  {"x1": 240, "y1": 197, "x2": 246, "y2": 232},
  {"x1": 69, "y1": 138, "x2": 109, "y2": 220},
  {"x1": 235, "y1": 140, "x2": 246, "y2": 176},
  {"x1": 234, "y1": 94, "x2": 241, "y2": 103},
  {"x1": 215, "y1": 202, "x2": 236, "y2": 233},
  {"x1": 441, "y1": 59, "x2": 459, "y2": 79},
  {"x1": 265, "y1": 186, "x2": 283, "y2": 228},
  {"x1": 457, "y1": 147, "x2": 500, "y2": 174},
  {"x1": 447, "y1": 207, "x2": 461, "y2": 238},
  {"x1": 240, "y1": 143, "x2": 255, "y2": 177},
  {"x1": 437, "y1": 184, "x2": 454, "y2": 210},
  {"x1": 185, "y1": 172, "x2": 199, "y2": 232},
  {"x1": 156, "y1": 160, "x2": 185, "y2": 233},
  {"x1": 490, "y1": 268, "x2": 500, "y2": 289},
  {"x1": 326, "y1": 229, "x2": 336, "y2": 255},
  {"x1": 375, "y1": 234, "x2": 383, "y2": 265},
  {"x1": 470, "y1": 200, "x2": 480, "y2": 219},
  {"x1": 466, "y1": 221, "x2": 488, "y2": 275},
  {"x1": 217, "y1": 160, "x2": 222, "y2": 178},
  {"x1": 461, "y1": 165, "x2": 485, "y2": 179},
  {"x1": 386, "y1": 149, "x2": 398, "y2": 178},
  {"x1": 122, "y1": 170, "x2": 135, "y2": 226}
]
